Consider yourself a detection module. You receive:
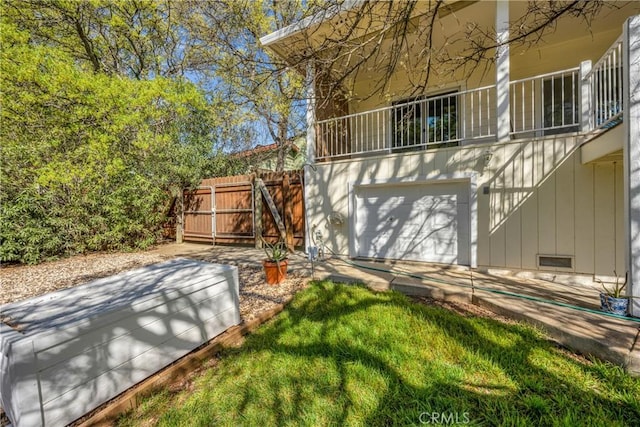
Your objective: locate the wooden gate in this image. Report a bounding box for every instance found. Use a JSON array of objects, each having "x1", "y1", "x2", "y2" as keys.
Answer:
[{"x1": 182, "y1": 171, "x2": 304, "y2": 248}]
